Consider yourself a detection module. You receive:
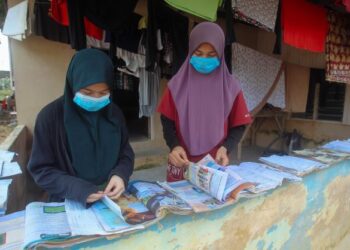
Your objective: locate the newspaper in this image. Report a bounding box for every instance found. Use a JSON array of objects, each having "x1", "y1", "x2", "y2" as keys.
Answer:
[
  {"x1": 128, "y1": 180, "x2": 192, "y2": 216},
  {"x1": 196, "y1": 155, "x2": 253, "y2": 200},
  {"x1": 157, "y1": 155, "x2": 253, "y2": 213},
  {"x1": 0, "y1": 161, "x2": 22, "y2": 179},
  {"x1": 293, "y1": 148, "x2": 350, "y2": 165},
  {"x1": 259, "y1": 155, "x2": 324, "y2": 176},
  {"x1": 226, "y1": 162, "x2": 301, "y2": 194},
  {"x1": 0, "y1": 150, "x2": 16, "y2": 163},
  {"x1": 158, "y1": 180, "x2": 233, "y2": 213},
  {"x1": 23, "y1": 202, "x2": 72, "y2": 249},
  {"x1": 0, "y1": 179, "x2": 12, "y2": 216},
  {"x1": 321, "y1": 140, "x2": 350, "y2": 153},
  {"x1": 0, "y1": 210, "x2": 25, "y2": 250}
]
